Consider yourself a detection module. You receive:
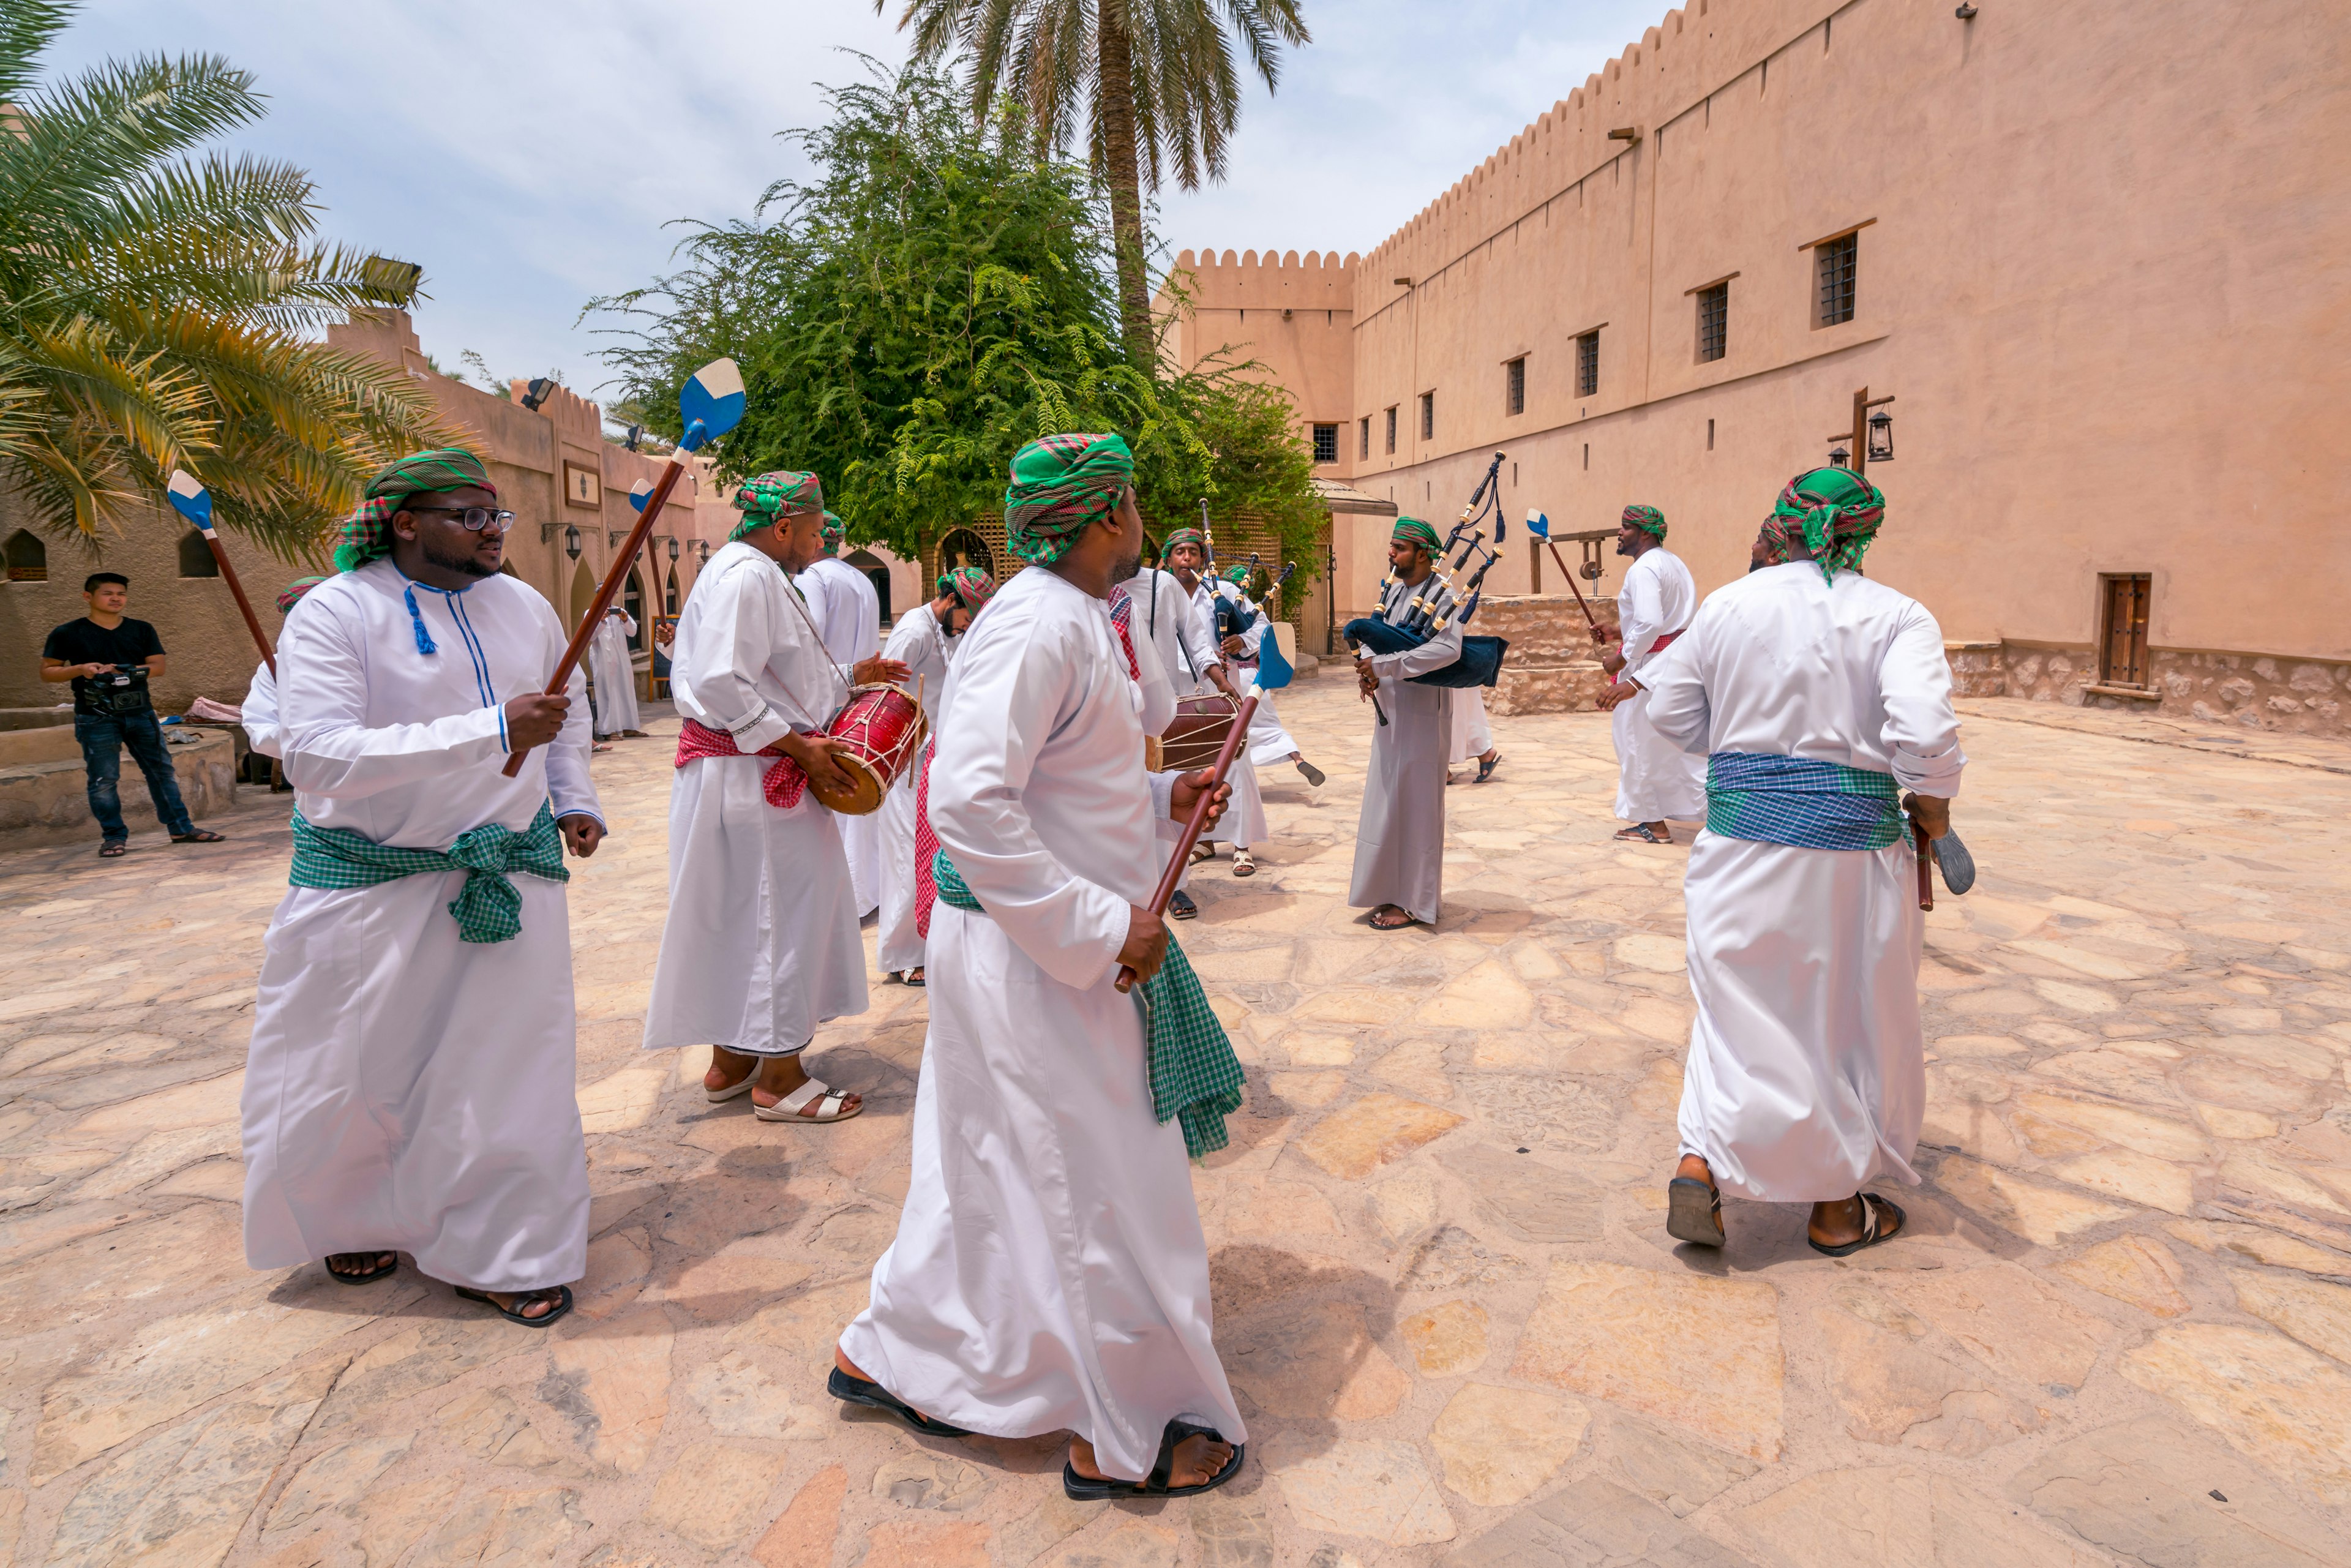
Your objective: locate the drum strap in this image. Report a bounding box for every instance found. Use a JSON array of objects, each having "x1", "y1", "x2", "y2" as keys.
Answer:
[{"x1": 778, "y1": 569, "x2": 853, "y2": 721}]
